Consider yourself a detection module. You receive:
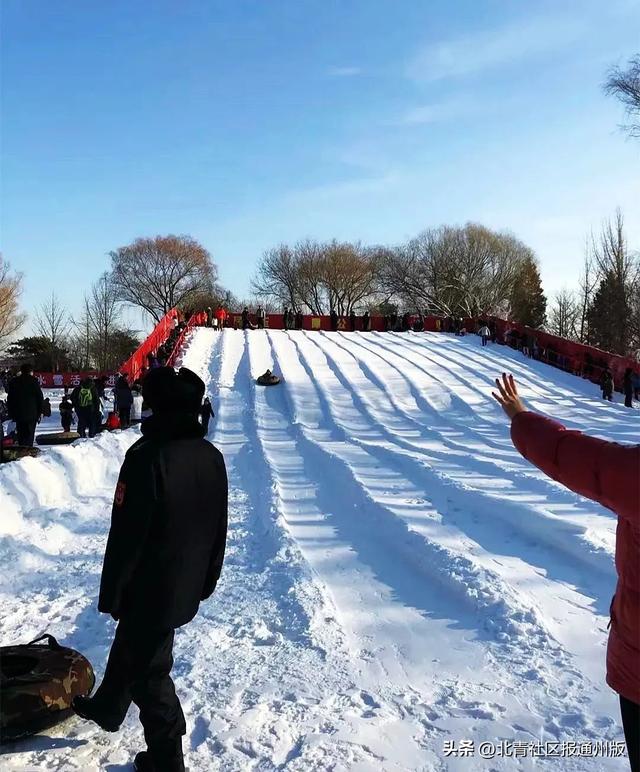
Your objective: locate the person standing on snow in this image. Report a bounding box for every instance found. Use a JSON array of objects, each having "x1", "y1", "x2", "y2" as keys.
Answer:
[
  {"x1": 256, "y1": 305, "x2": 265, "y2": 329},
  {"x1": 241, "y1": 306, "x2": 250, "y2": 330},
  {"x1": 478, "y1": 324, "x2": 491, "y2": 347},
  {"x1": 349, "y1": 310, "x2": 356, "y2": 332},
  {"x1": 6, "y1": 363, "x2": 44, "y2": 446},
  {"x1": 330, "y1": 309, "x2": 338, "y2": 332},
  {"x1": 493, "y1": 373, "x2": 639, "y2": 772},
  {"x1": 115, "y1": 375, "x2": 134, "y2": 429},
  {"x1": 362, "y1": 310, "x2": 370, "y2": 332},
  {"x1": 73, "y1": 367, "x2": 228, "y2": 772},
  {"x1": 623, "y1": 368, "x2": 634, "y2": 409},
  {"x1": 601, "y1": 369, "x2": 614, "y2": 402},
  {"x1": 72, "y1": 378, "x2": 99, "y2": 438},
  {"x1": 59, "y1": 394, "x2": 75, "y2": 432},
  {"x1": 199, "y1": 396, "x2": 214, "y2": 434}
]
